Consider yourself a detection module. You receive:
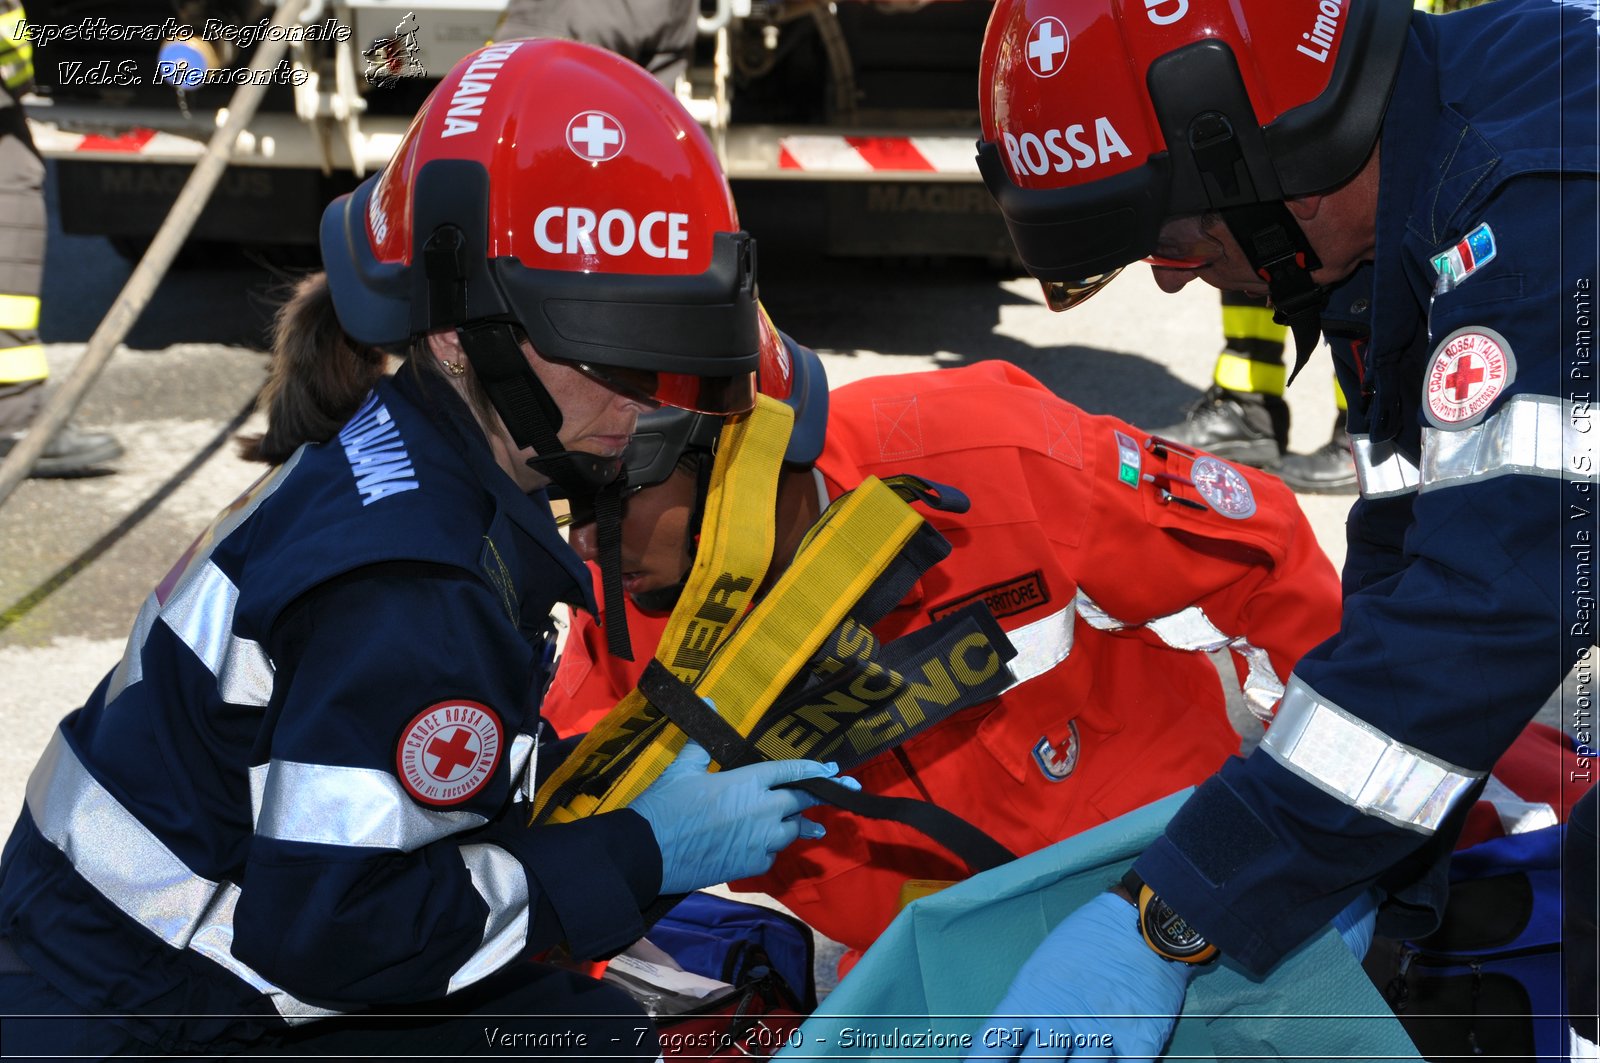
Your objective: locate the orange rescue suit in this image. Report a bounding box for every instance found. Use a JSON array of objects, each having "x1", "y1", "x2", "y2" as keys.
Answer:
[{"x1": 544, "y1": 362, "x2": 1342, "y2": 954}]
